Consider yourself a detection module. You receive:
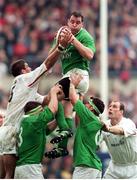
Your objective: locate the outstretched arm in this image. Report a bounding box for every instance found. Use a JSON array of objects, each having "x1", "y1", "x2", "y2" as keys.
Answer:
[
  {"x1": 48, "y1": 84, "x2": 63, "y2": 114},
  {"x1": 44, "y1": 48, "x2": 61, "y2": 70},
  {"x1": 44, "y1": 27, "x2": 72, "y2": 70},
  {"x1": 69, "y1": 74, "x2": 83, "y2": 105},
  {"x1": 48, "y1": 26, "x2": 73, "y2": 55},
  {"x1": 102, "y1": 123, "x2": 124, "y2": 135},
  {"x1": 108, "y1": 126, "x2": 124, "y2": 135}
]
